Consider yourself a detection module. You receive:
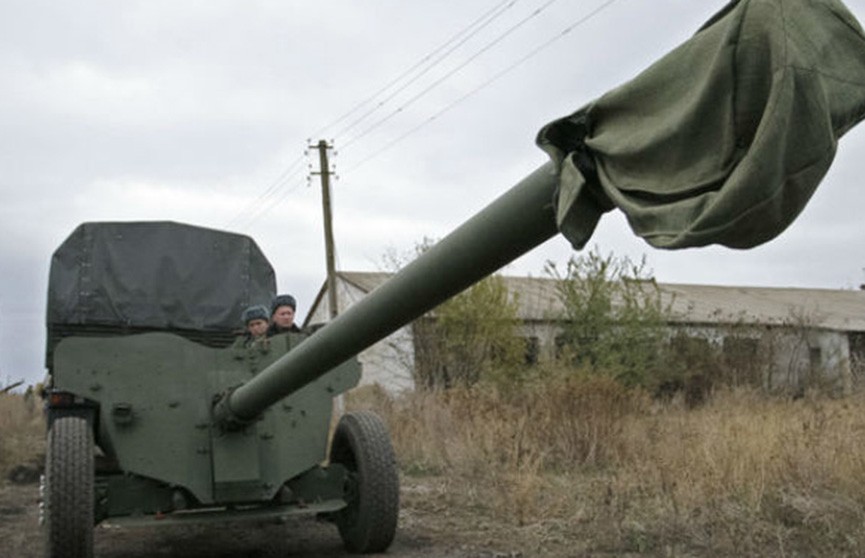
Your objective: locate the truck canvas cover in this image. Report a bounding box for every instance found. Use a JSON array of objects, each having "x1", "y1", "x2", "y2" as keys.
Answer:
[{"x1": 46, "y1": 221, "x2": 276, "y2": 360}]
